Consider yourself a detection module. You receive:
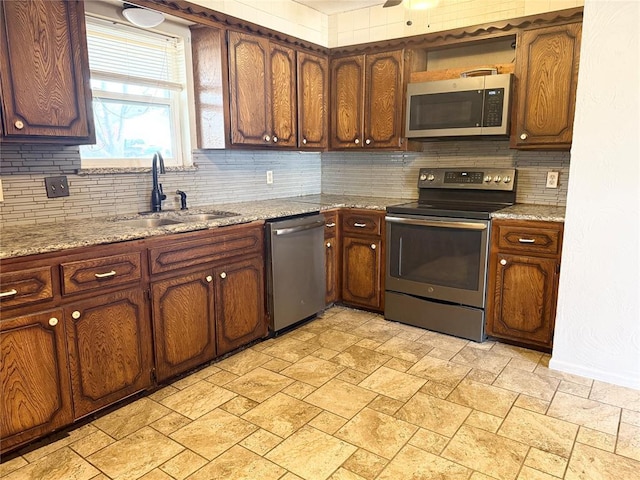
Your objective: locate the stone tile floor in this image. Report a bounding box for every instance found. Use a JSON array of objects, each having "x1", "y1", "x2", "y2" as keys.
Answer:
[{"x1": 1, "y1": 307, "x2": 639, "y2": 480}]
